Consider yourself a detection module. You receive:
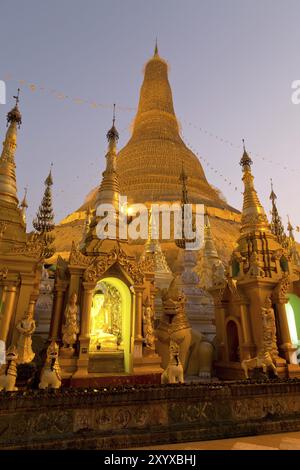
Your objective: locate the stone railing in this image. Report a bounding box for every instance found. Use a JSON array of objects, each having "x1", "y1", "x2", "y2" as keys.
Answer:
[{"x1": 1, "y1": 379, "x2": 300, "y2": 449}]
